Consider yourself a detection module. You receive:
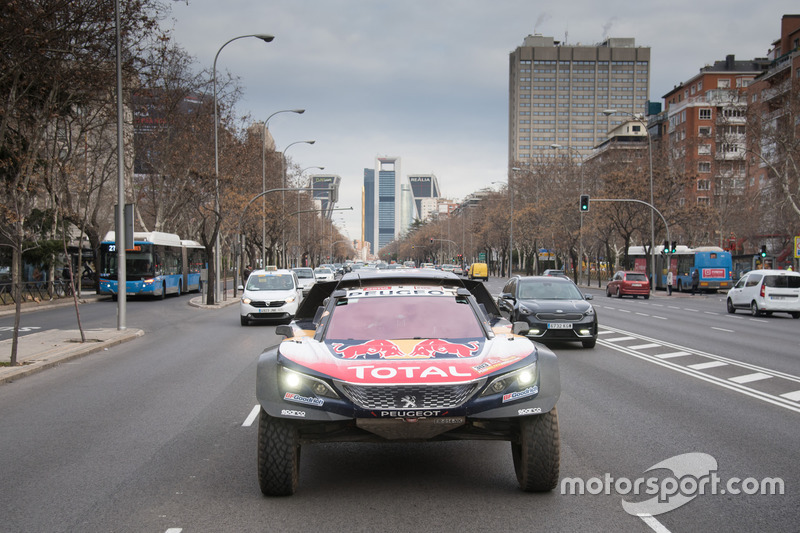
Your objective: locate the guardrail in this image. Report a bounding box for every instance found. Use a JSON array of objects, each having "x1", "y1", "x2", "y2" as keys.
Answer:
[{"x1": 0, "y1": 281, "x2": 76, "y2": 305}]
